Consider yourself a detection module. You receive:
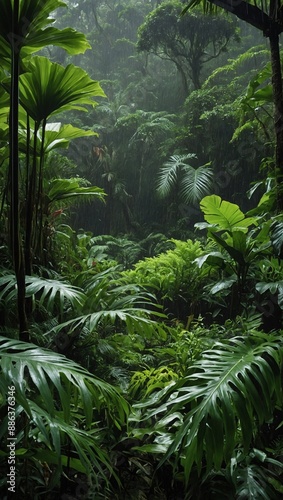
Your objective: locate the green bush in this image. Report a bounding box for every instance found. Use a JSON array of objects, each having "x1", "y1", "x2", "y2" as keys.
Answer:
[{"x1": 122, "y1": 239, "x2": 212, "y2": 319}]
